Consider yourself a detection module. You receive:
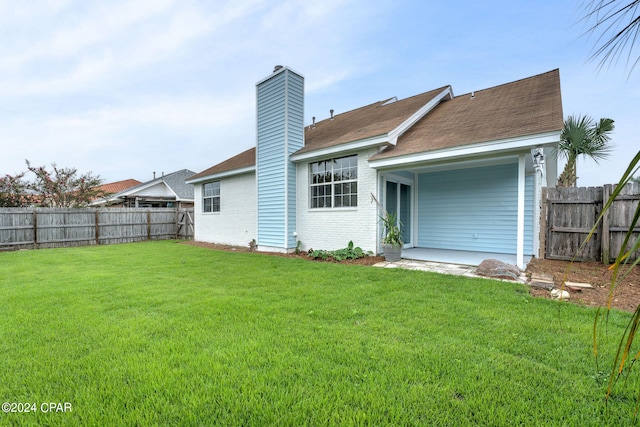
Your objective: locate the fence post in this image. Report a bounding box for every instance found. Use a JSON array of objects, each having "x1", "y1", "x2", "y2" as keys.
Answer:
[
  {"x1": 32, "y1": 210, "x2": 38, "y2": 249},
  {"x1": 175, "y1": 209, "x2": 180, "y2": 239},
  {"x1": 601, "y1": 184, "x2": 612, "y2": 264},
  {"x1": 539, "y1": 188, "x2": 547, "y2": 258},
  {"x1": 147, "y1": 210, "x2": 151, "y2": 241},
  {"x1": 95, "y1": 210, "x2": 100, "y2": 245}
]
